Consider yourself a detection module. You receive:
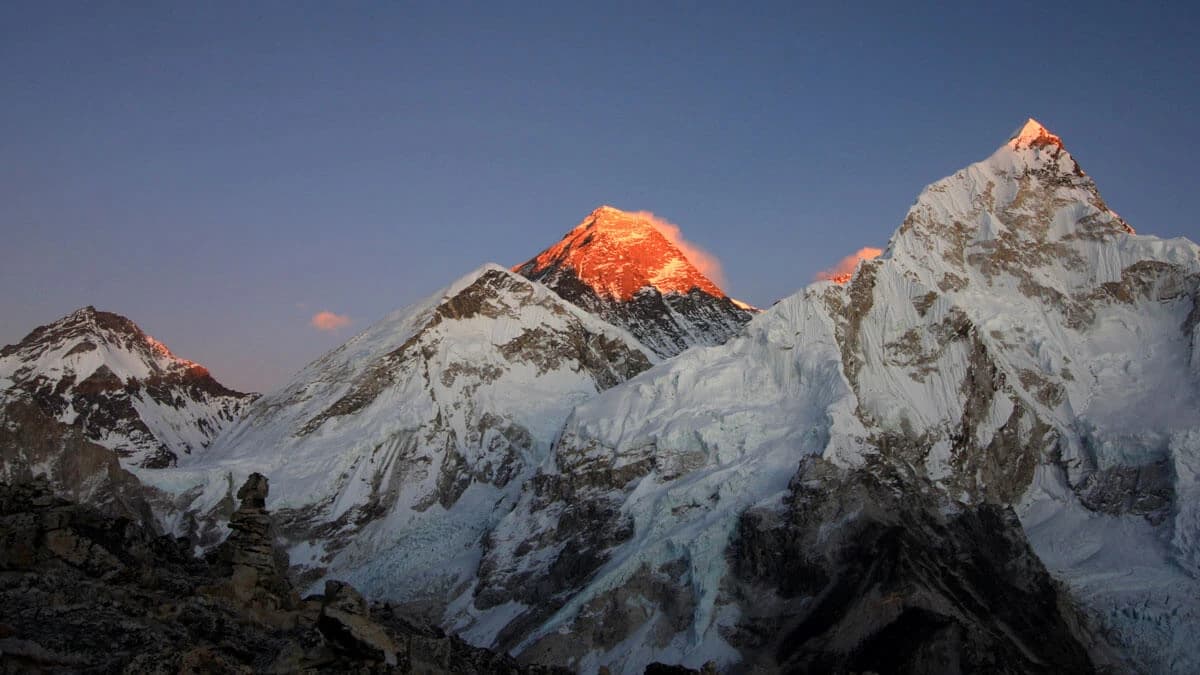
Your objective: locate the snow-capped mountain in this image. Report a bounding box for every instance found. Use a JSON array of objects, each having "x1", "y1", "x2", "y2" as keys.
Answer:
[
  {"x1": 0, "y1": 306, "x2": 253, "y2": 469},
  {"x1": 514, "y1": 206, "x2": 756, "y2": 357},
  {"x1": 447, "y1": 120, "x2": 1200, "y2": 672},
  {"x1": 178, "y1": 265, "x2": 654, "y2": 609}
]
